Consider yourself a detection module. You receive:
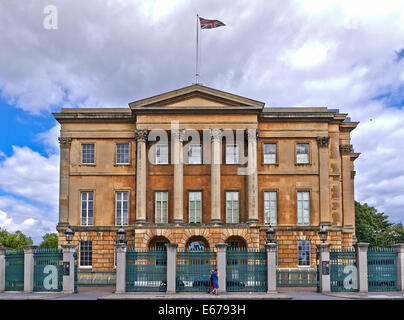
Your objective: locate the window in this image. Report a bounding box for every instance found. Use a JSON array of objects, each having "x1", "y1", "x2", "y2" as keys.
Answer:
[
  {"x1": 81, "y1": 191, "x2": 94, "y2": 226},
  {"x1": 82, "y1": 144, "x2": 94, "y2": 164},
  {"x1": 263, "y1": 143, "x2": 277, "y2": 164},
  {"x1": 155, "y1": 191, "x2": 168, "y2": 223},
  {"x1": 226, "y1": 191, "x2": 239, "y2": 223},
  {"x1": 264, "y1": 191, "x2": 277, "y2": 225},
  {"x1": 226, "y1": 144, "x2": 239, "y2": 164},
  {"x1": 116, "y1": 143, "x2": 129, "y2": 164},
  {"x1": 188, "y1": 144, "x2": 202, "y2": 164},
  {"x1": 189, "y1": 191, "x2": 202, "y2": 223},
  {"x1": 116, "y1": 191, "x2": 129, "y2": 225},
  {"x1": 80, "y1": 241, "x2": 92, "y2": 267},
  {"x1": 297, "y1": 191, "x2": 310, "y2": 225},
  {"x1": 298, "y1": 241, "x2": 311, "y2": 266},
  {"x1": 155, "y1": 144, "x2": 169, "y2": 164},
  {"x1": 296, "y1": 143, "x2": 309, "y2": 164}
]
